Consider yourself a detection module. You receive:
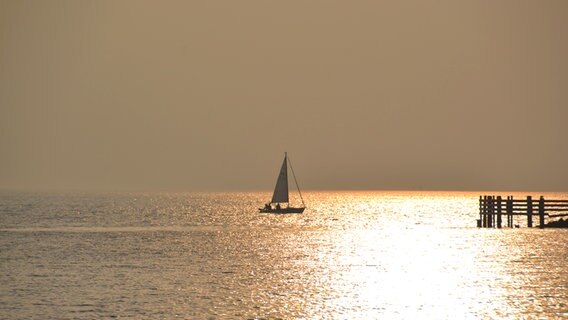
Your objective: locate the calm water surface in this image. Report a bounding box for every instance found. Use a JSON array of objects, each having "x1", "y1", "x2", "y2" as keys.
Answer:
[{"x1": 1, "y1": 191, "x2": 567, "y2": 319}]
